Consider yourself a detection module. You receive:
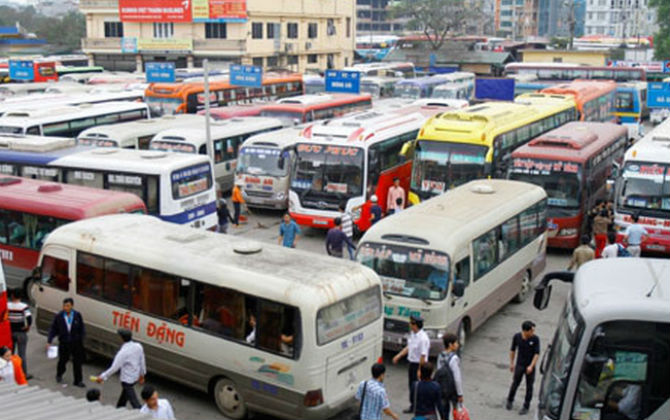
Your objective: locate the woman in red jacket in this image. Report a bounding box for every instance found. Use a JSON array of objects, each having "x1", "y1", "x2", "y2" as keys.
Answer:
[{"x1": 0, "y1": 345, "x2": 27, "y2": 385}]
